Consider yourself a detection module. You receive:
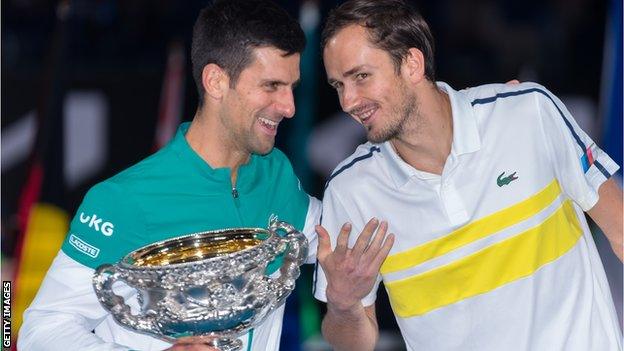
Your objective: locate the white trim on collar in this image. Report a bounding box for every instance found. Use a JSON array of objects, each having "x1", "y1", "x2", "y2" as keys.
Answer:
[{"x1": 438, "y1": 82, "x2": 481, "y2": 155}]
